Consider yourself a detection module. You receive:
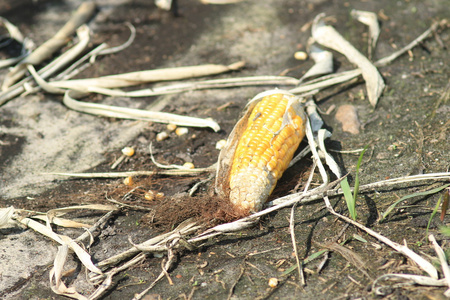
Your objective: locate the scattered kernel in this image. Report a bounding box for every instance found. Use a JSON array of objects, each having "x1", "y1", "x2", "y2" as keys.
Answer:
[
  {"x1": 144, "y1": 190, "x2": 164, "y2": 201},
  {"x1": 183, "y1": 162, "x2": 195, "y2": 169},
  {"x1": 167, "y1": 124, "x2": 177, "y2": 132},
  {"x1": 268, "y1": 277, "x2": 278, "y2": 288},
  {"x1": 156, "y1": 131, "x2": 169, "y2": 141},
  {"x1": 294, "y1": 51, "x2": 308, "y2": 60},
  {"x1": 215, "y1": 139, "x2": 227, "y2": 150},
  {"x1": 144, "y1": 190, "x2": 155, "y2": 201},
  {"x1": 175, "y1": 127, "x2": 189, "y2": 136},
  {"x1": 123, "y1": 176, "x2": 134, "y2": 186},
  {"x1": 121, "y1": 146, "x2": 135, "y2": 157}
]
